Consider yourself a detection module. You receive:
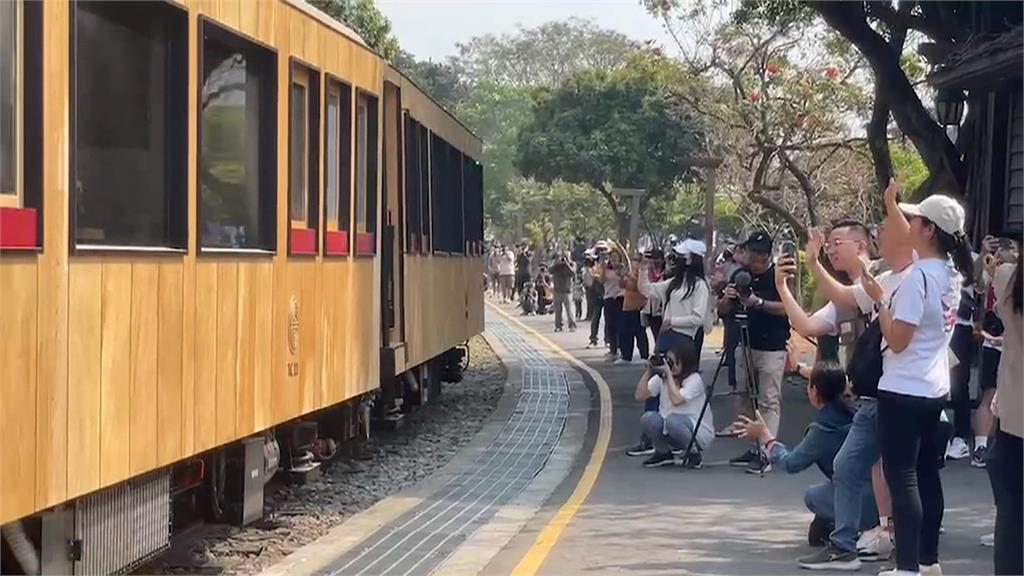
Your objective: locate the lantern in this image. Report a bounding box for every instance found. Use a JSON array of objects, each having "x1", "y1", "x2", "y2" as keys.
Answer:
[{"x1": 935, "y1": 88, "x2": 965, "y2": 126}]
